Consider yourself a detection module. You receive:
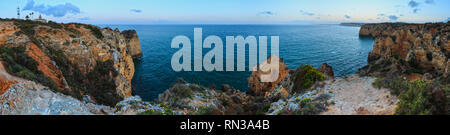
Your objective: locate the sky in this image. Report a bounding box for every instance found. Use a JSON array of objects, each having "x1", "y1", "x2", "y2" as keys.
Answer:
[{"x1": 0, "y1": 0, "x2": 448, "y2": 24}]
